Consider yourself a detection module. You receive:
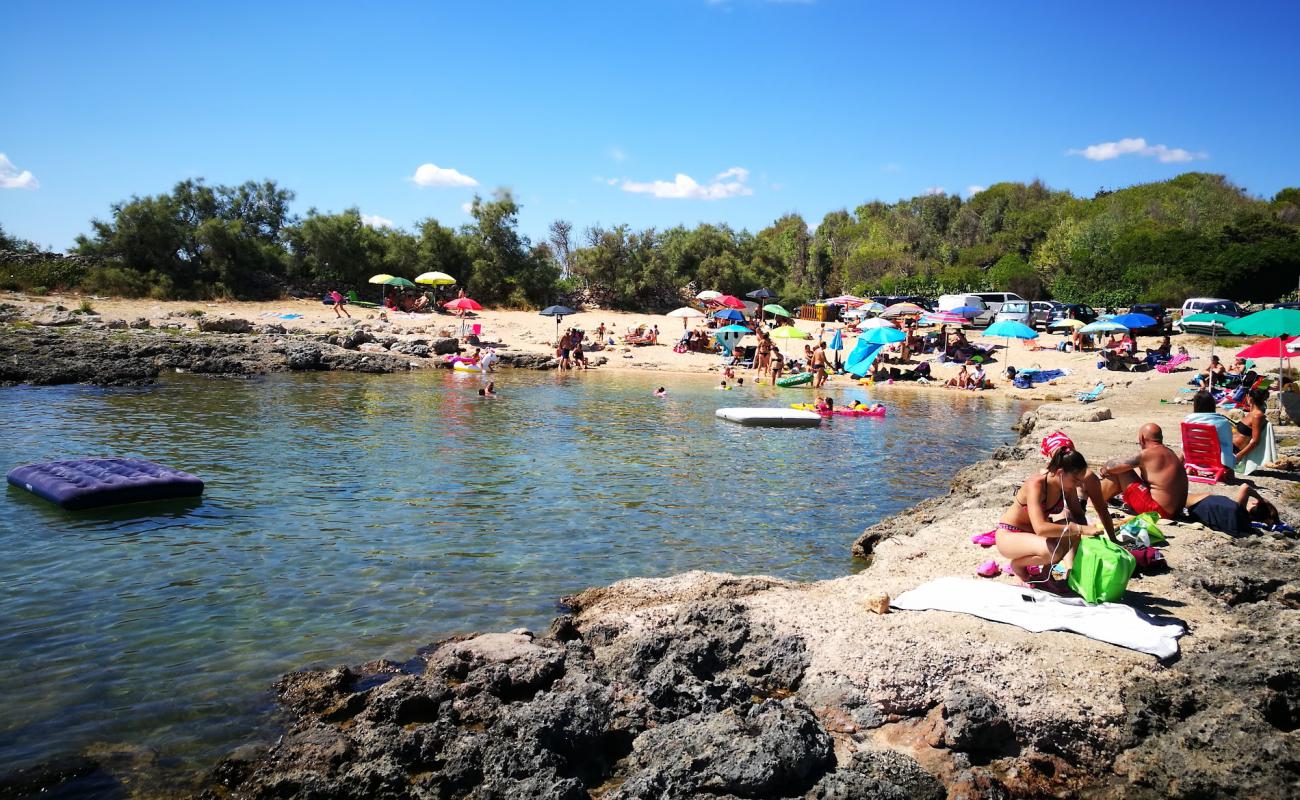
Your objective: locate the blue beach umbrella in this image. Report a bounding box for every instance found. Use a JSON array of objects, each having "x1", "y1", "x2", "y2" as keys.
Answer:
[
  {"x1": 982, "y1": 320, "x2": 1038, "y2": 374},
  {"x1": 1109, "y1": 313, "x2": 1158, "y2": 330},
  {"x1": 829, "y1": 329, "x2": 844, "y2": 351},
  {"x1": 713, "y1": 309, "x2": 745, "y2": 322},
  {"x1": 860, "y1": 327, "x2": 906, "y2": 345}
]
